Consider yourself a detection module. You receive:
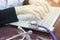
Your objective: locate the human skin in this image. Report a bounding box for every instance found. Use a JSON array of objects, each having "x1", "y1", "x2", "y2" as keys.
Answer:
[{"x1": 15, "y1": 0, "x2": 50, "y2": 20}]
